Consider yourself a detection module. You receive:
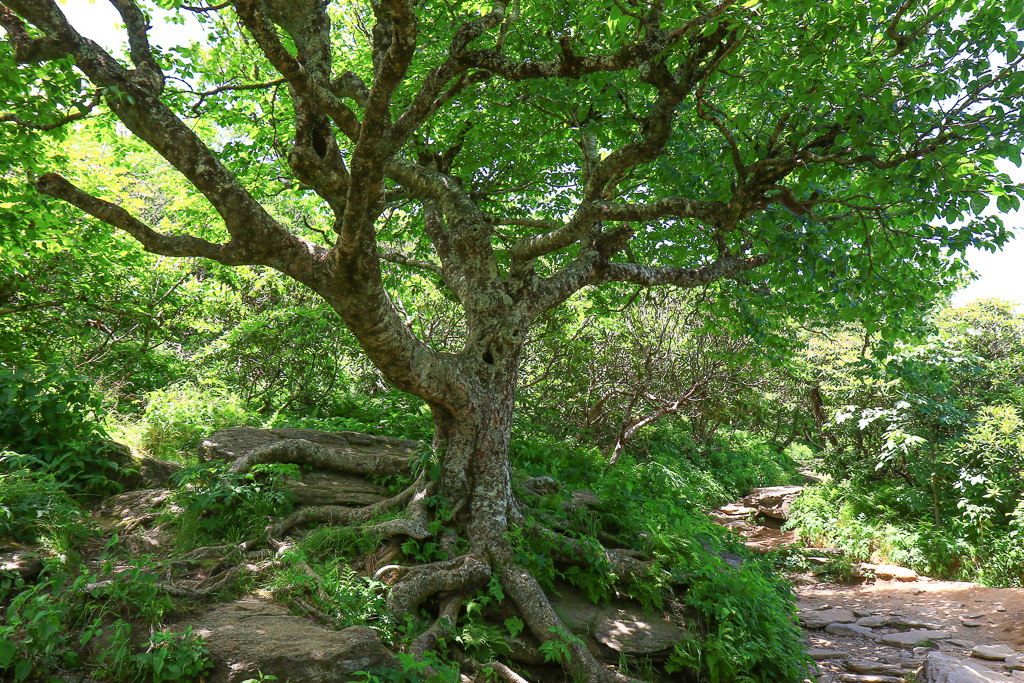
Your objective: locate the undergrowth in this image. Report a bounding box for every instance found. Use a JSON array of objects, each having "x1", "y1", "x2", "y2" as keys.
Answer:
[{"x1": 788, "y1": 481, "x2": 1024, "y2": 586}]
